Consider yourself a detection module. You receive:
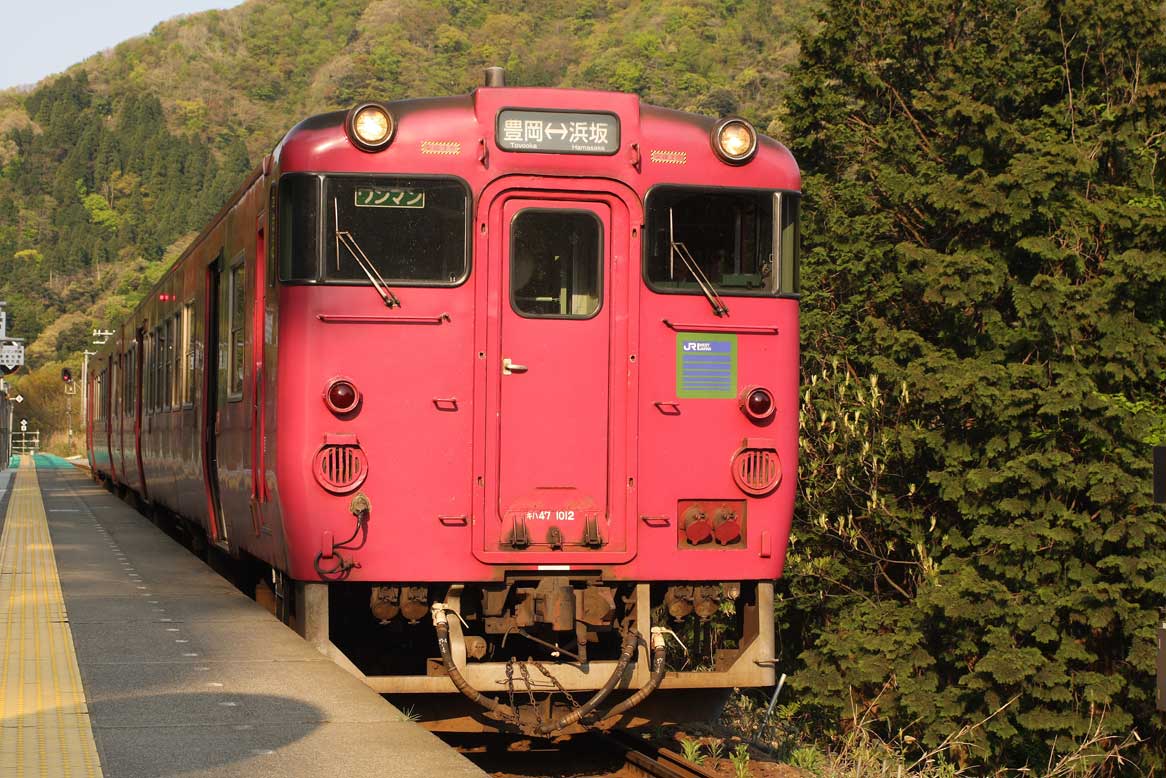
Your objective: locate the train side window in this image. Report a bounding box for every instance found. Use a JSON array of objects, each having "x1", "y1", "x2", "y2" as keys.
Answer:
[
  {"x1": 279, "y1": 174, "x2": 320, "y2": 282},
  {"x1": 171, "y1": 312, "x2": 182, "y2": 409},
  {"x1": 153, "y1": 327, "x2": 161, "y2": 412},
  {"x1": 228, "y1": 260, "x2": 246, "y2": 399},
  {"x1": 133, "y1": 342, "x2": 139, "y2": 415},
  {"x1": 122, "y1": 351, "x2": 129, "y2": 416},
  {"x1": 125, "y1": 344, "x2": 135, "y2": 415},
  {"x1": 510, "y1": 210, "x2": 602, "y2": 319},
  {"x1": 145, "y1": 331, "x2": 154, "y2": 413},
  {"x1": 182, "y1": 303, "x2": 195, "y2": 407},
  {"x1": 155, "y1": 325, "x2": 163, "y2": 411},
  {"x1": 142, "y1": 336, "x2": 149, "y2": 413},
  {"x1": 163, "y1": 317, "x2": 173, "y2": 411}
]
